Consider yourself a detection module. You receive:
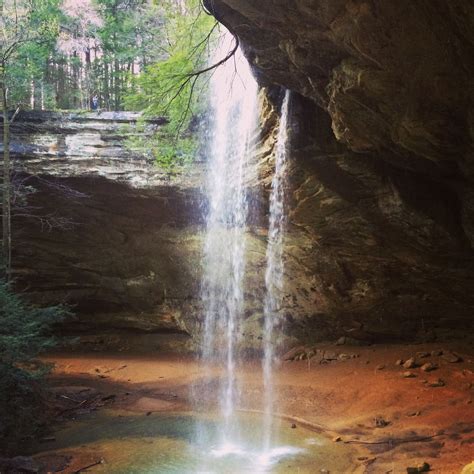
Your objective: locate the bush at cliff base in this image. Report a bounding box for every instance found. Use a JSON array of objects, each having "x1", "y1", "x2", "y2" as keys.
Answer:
[{"x1": 0, "y1": 280, "x2": 71, "y2": 454}]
